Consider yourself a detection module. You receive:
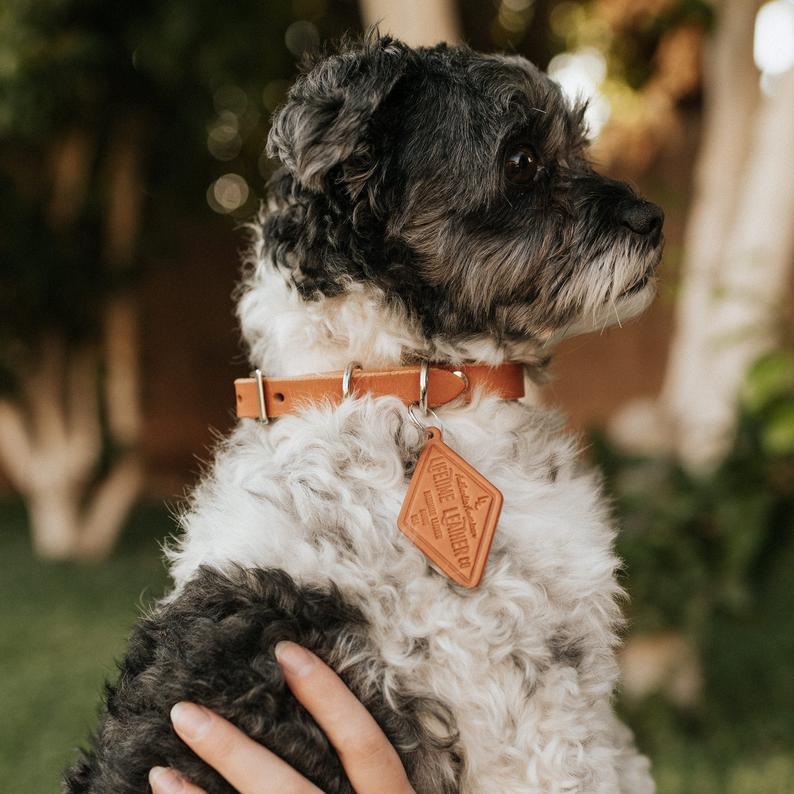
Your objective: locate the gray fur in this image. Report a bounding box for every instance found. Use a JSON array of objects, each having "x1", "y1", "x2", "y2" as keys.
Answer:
[
  {"x1": 261, "y1": 33, "x2": 663, "y2": 342},
  {"x1": 63, "y1": 567, "x2": 461, "y2": 793}
]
